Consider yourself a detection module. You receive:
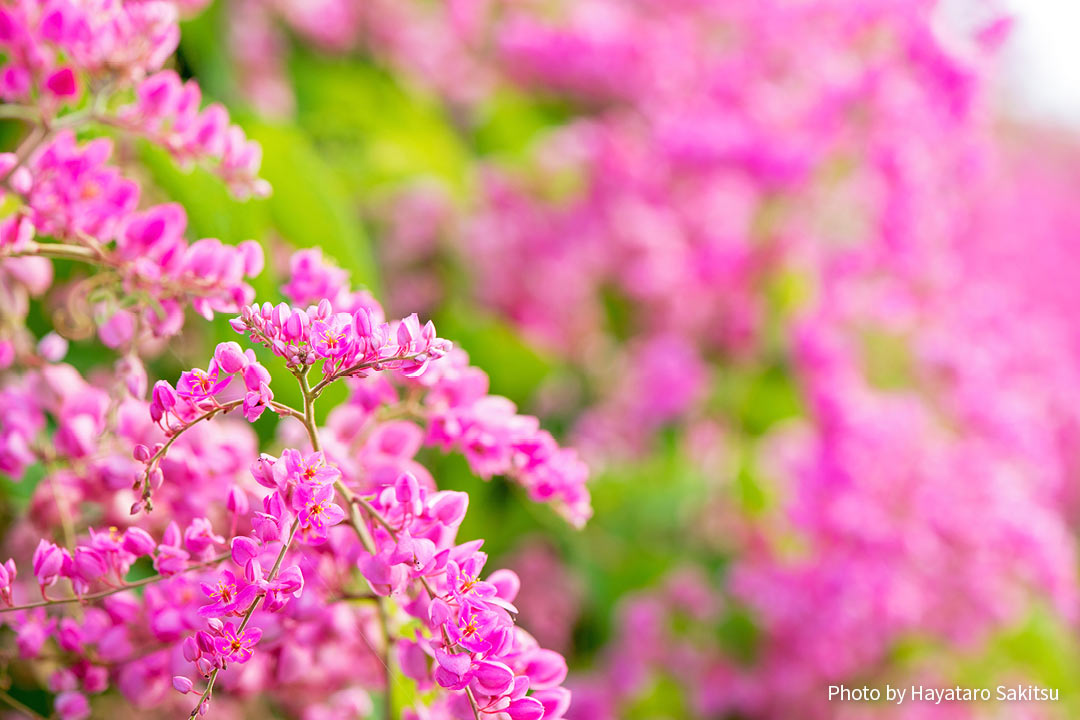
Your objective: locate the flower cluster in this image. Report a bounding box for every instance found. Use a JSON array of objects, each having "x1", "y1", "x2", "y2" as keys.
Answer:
[
  {"x1": 280, "y1": 250, "x2": 593, "y2": 526},
  {"x1": 1, "y1": 259, "x2": 585, "y2": 720},
  {"x1": 12, "y1": 130, "x2": 265, "y2": 334},
  {"x1": 30, "y1": 521, "x2": 225, "y2": 601},
  {"x1": 0, "y1": 0, "x2": 267, "y2": 361},
  {"x1": 419, "y1": 350, "x2": 592, "y2": 527},
  {"x1": 117, "y1": 70, "x2": 270, "y2": 198},
  {"x1": 0, "y1": 0, "x2": 181, "y2": 93},
  {"x1": 231, "y1": 299, "x2": 449, "y2": 377},
  {"x1": 170, "y1": 454, "x2": 573, "y2": 719},
  {"x1": 363, "y1": 473, "x2": 571, "y2": 720},
  {"x1": 0, "y1": 5, "x2": 591, "y2": 720}
]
